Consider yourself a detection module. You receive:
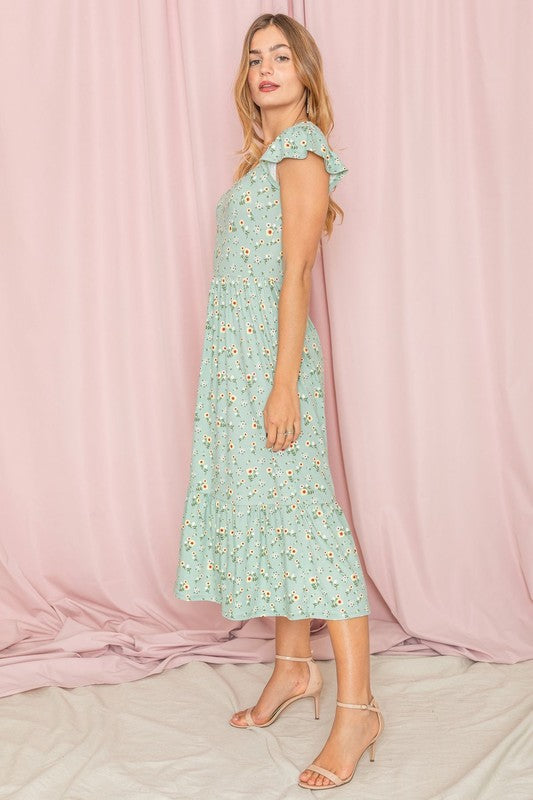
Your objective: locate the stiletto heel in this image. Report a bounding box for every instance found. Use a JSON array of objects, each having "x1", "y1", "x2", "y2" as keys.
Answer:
[
  {"x1": 298, "y1": 695, "x2": 384, "y2": 790},
  {"x1": 229, "y1": 653, "x2": 323, "y2": 729},
  {"x1": 313, "y1": 691, "x2": 320, "y2": 719}
]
